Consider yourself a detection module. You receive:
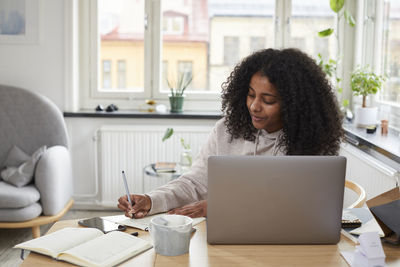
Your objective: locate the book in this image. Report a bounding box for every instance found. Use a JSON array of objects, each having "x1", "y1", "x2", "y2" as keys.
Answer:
[
  {"x1": 102, "y1": 213, "x2": 206, "y2": 231},
  {"x1": 341, "y1": 208, "x2": 384, "y2": 244},
  {"x1": 152, "y1": 162, "x2": 176, "y2": 173},
  {"x1": 14, "y1": 227, "x2": 152, "y2": 267}
]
